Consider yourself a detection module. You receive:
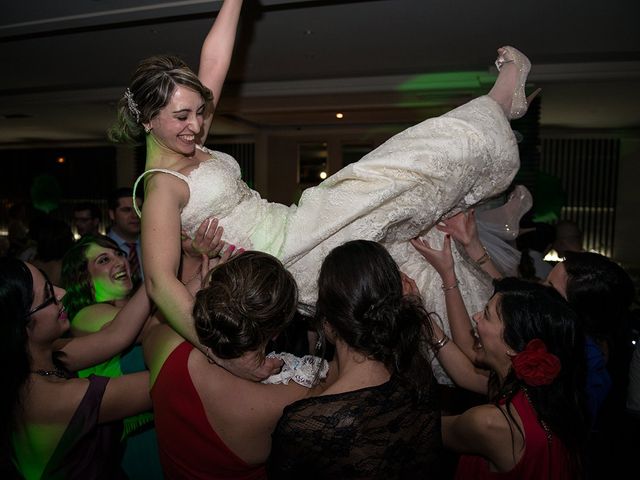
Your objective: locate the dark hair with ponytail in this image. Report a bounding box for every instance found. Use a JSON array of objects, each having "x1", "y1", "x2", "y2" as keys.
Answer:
[{"x1": 315, "y1": 240, "x2": 436, "y2": 400}]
